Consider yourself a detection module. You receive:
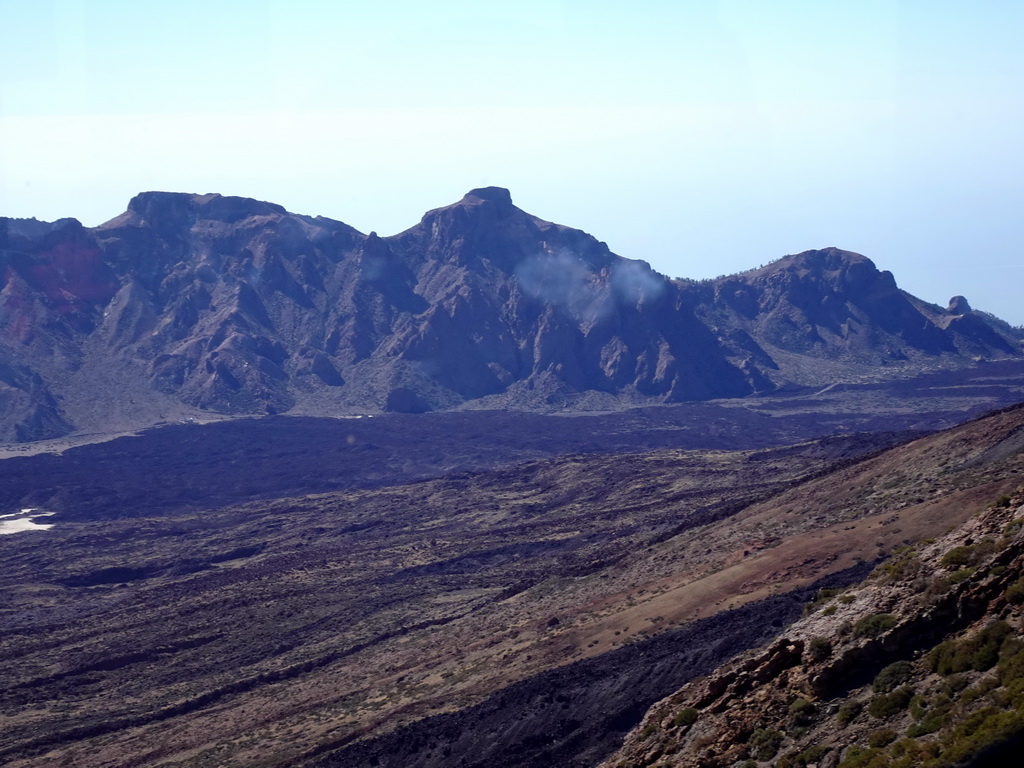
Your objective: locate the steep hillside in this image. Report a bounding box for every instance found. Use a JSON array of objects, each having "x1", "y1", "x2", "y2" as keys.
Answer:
[
  {"x1": 607, "y1": 489, "x2": 1024, "y2": 767},
  {"x1": 1, "y1": 191, "x2": 1019, "y2": 441}
]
